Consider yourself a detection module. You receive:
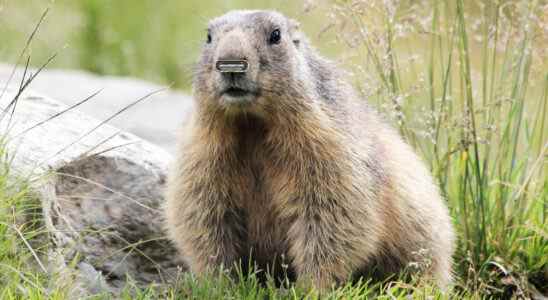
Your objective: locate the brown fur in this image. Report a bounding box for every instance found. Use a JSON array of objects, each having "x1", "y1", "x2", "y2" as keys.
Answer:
[{"x1": 165, "y1": 10, "x2": 454, "y2": 291}]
